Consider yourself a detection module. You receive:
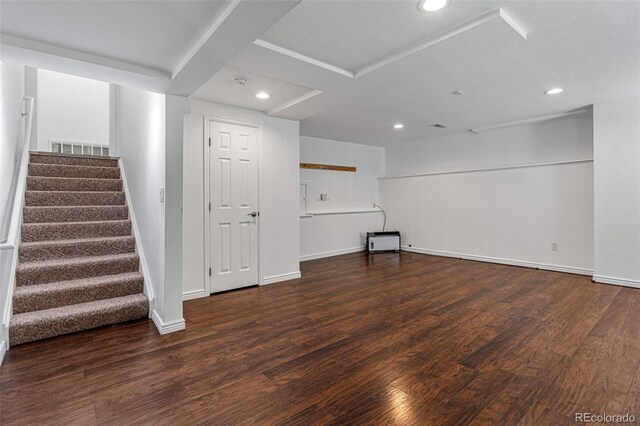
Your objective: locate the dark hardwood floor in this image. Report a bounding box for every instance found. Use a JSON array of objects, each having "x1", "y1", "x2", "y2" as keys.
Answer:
[{"x1": 2, "y1": 252, "x2": 639, "y2": 425}]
